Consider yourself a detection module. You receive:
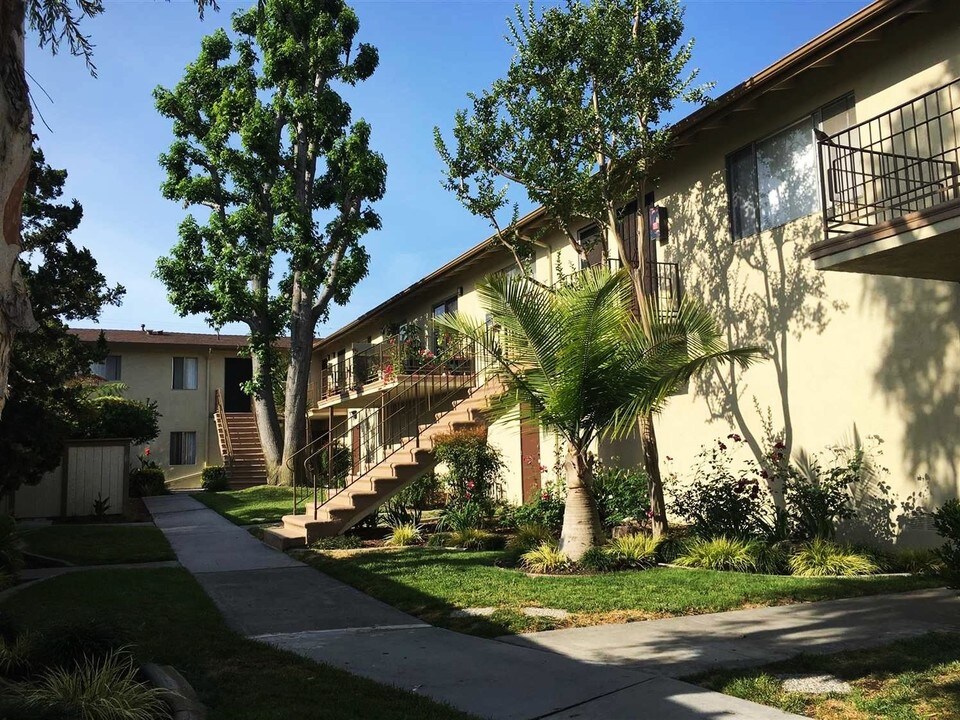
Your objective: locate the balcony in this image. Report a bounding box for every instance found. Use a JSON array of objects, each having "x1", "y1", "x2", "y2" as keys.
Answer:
[
  {"x1": 579, "y1": 257, "x2": 683, "y2": 321},
  {"x1": 810, "y1": 78, "x2": 960, "y2": 281}
]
